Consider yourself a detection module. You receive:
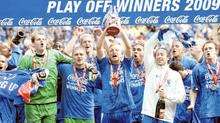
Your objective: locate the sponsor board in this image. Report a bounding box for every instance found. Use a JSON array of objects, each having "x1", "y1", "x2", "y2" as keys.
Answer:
[{"x1": 0, "y1": 0, "x2": 219, "y2": 26}]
